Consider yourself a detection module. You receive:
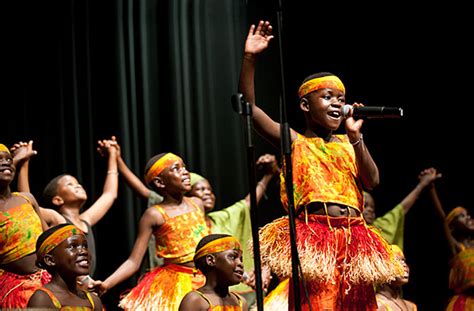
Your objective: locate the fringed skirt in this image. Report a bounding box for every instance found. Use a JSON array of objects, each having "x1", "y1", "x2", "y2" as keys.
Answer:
[
  {"x1": 256, "y1": 215, "x2": 403, "y2": 311},
  {"x1": 0, "y1": 268, "x2": 51, "y2": 308},
  {"x1": 118, "y1": 264, "x2": 205, "y2": 311}
]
